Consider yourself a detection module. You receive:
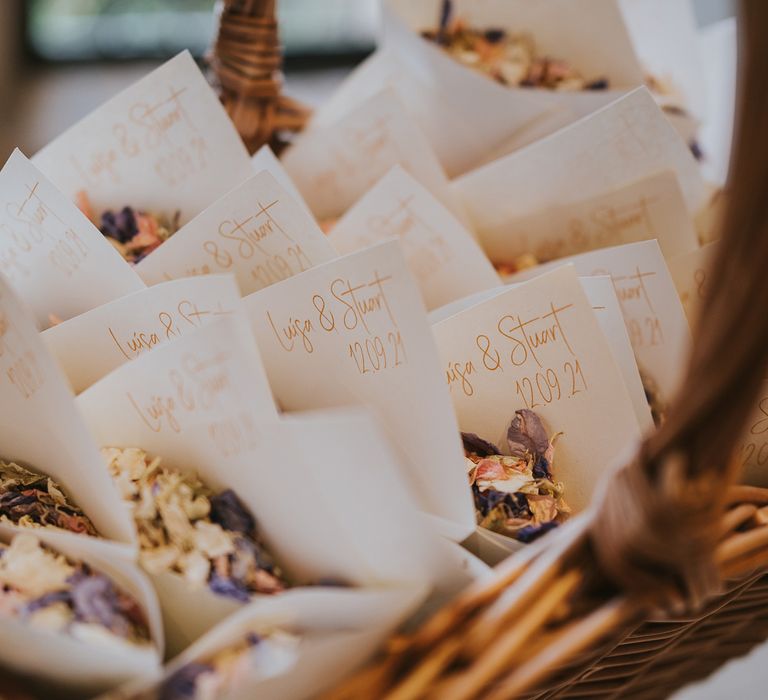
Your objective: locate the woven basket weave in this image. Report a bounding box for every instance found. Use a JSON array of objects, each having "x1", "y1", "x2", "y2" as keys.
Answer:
[{"x1": 210, "y1": 2, "x2": 768, "y2": 698}]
